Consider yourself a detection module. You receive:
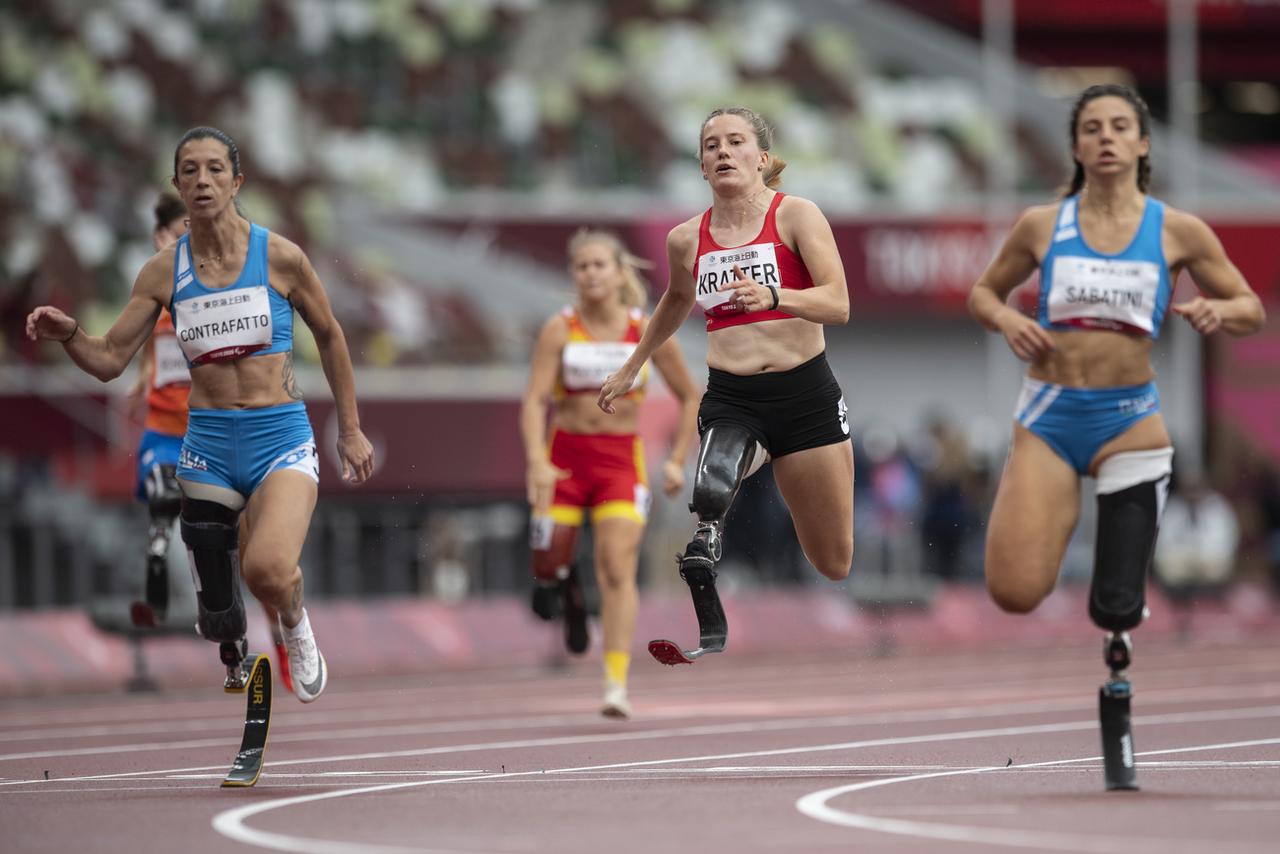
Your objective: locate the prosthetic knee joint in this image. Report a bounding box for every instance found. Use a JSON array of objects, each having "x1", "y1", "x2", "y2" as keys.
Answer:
[
  {"x1": 687, "y1": 424, "x2": 768, "y2": 562},
  {"x1": 1091, "y1": 448, "x2": 1172, "y2": 791},
  {"x1": 649, "y1": 425, "x2": 768, "y2": 663},
  {"x1": 181, "y1": 498, "x2": 248, "y2": 677}
]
